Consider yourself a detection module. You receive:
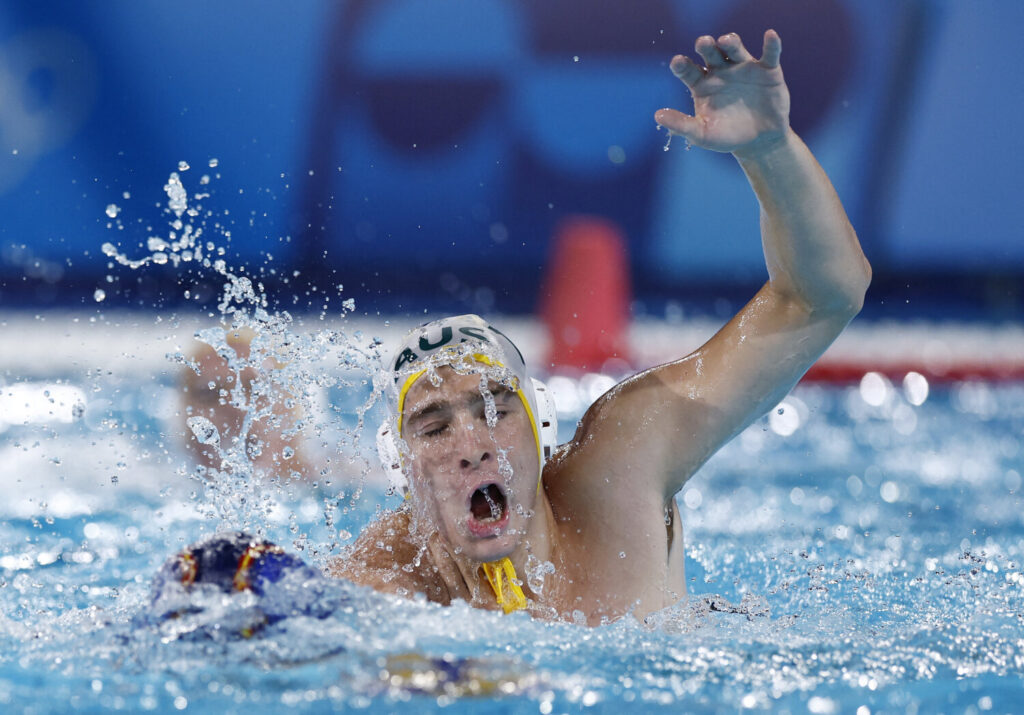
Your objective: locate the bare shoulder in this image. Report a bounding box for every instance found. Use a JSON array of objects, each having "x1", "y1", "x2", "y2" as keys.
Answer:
[
  {"x1": 326, "y1": 507, "x2": 452, "y2": 604},
  {"x1": 543, "y1": 365, "x2": 704, "y2": 505}
]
